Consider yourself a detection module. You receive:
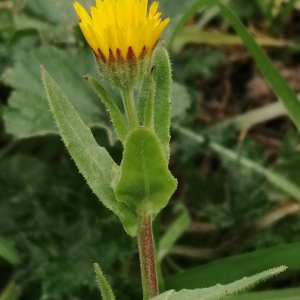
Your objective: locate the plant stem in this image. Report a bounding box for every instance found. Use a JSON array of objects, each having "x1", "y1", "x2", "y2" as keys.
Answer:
[
  {"x1": 122, "y1": 88, "x2": 139, "y2": 130},
  {"x1": 137, "y1": 214, "x2": 159, "y2": 300}
]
